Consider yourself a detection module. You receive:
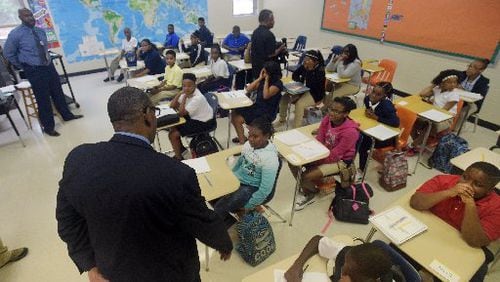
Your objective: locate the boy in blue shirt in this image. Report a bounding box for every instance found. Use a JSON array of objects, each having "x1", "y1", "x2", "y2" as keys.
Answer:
[
  {"x1": 222, "y1": 25, "x2": 250, "y2": 60},
  {"x1": 214, "y1": 117, "x2": 279, "y2": 226},
  {"x1": 163, "y1": 24, "x2": 180, "y2": 49}
]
